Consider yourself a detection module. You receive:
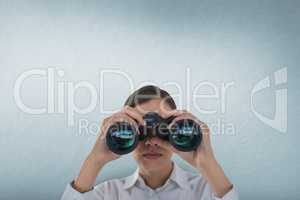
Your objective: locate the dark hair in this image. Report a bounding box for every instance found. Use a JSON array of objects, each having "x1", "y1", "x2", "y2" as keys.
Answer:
[{"x1": 124, "y1": 85, "x2": 177, "y2": 109}]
